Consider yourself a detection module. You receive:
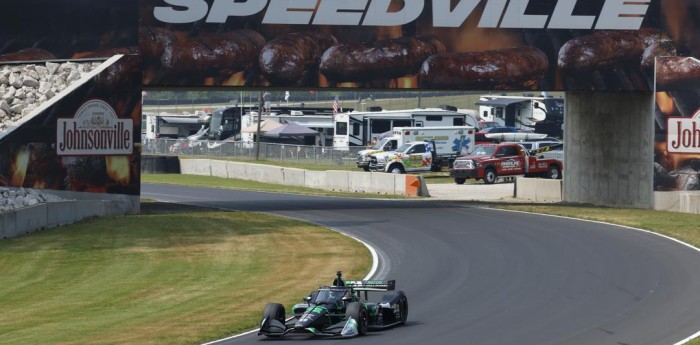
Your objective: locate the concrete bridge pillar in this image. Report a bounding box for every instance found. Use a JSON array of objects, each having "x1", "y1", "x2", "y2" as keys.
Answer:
[{"x1": 563, "y1": 92, "x2": 654, "y2": 209}]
